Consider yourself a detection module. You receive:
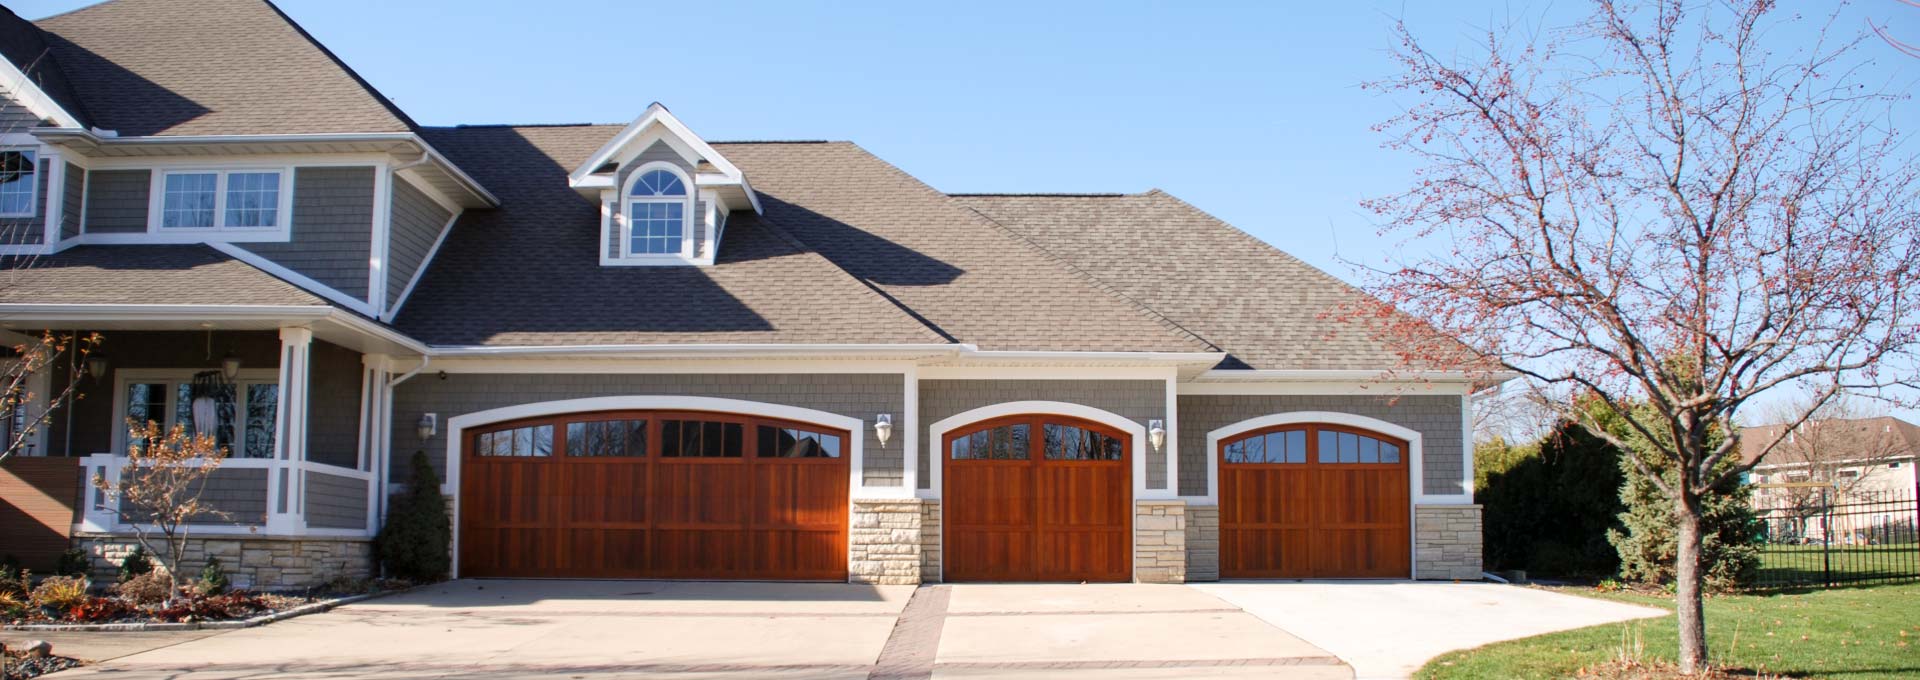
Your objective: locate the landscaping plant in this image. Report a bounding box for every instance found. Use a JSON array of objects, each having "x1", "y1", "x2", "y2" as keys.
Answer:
[
  {"x1": 112, "y1": 570, "x2": 173, "y2": 606},
  {"x1": 28, "y1": 576, "x2": 89, "y2": 611},
  {"x1": 54, "y1": 548, "x2": 89, "y2": 578},
  {"x1": 195, "y1": 557, "x2": 229, "y2": 596},
  {"x1": 375, "y1": 451, "x2": 451, "y2": 582},
  {"x1": 1363, "y1": 0, "x2": 1920, "y2": 672},
  {"x1": 1611, "y1": 437, "x2": 1761, "y2": 592},
  {"x1": 95, "y1": 420, "x2": 230, "y2": 603},
  {"x1": 117, "y1": 545, "x2": 152, "y2": 582},
  {"x1": 1477, "y1": 411, "x2": 1626, "y2": 577}
]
